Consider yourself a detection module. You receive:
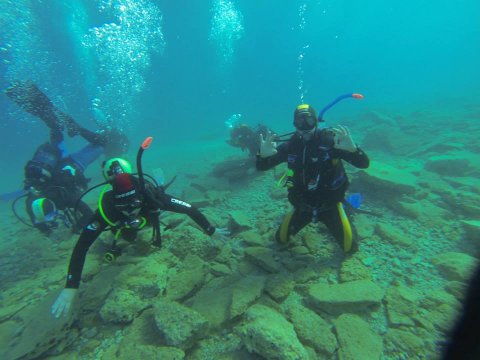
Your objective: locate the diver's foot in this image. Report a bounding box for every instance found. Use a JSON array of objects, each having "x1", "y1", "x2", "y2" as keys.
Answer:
[
  {"x1": 56, "y1": 110, "x2": 80, "y2": 137},
  {"x1": 151, "y1": 240, "x2": 162, "y2": 248}
]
